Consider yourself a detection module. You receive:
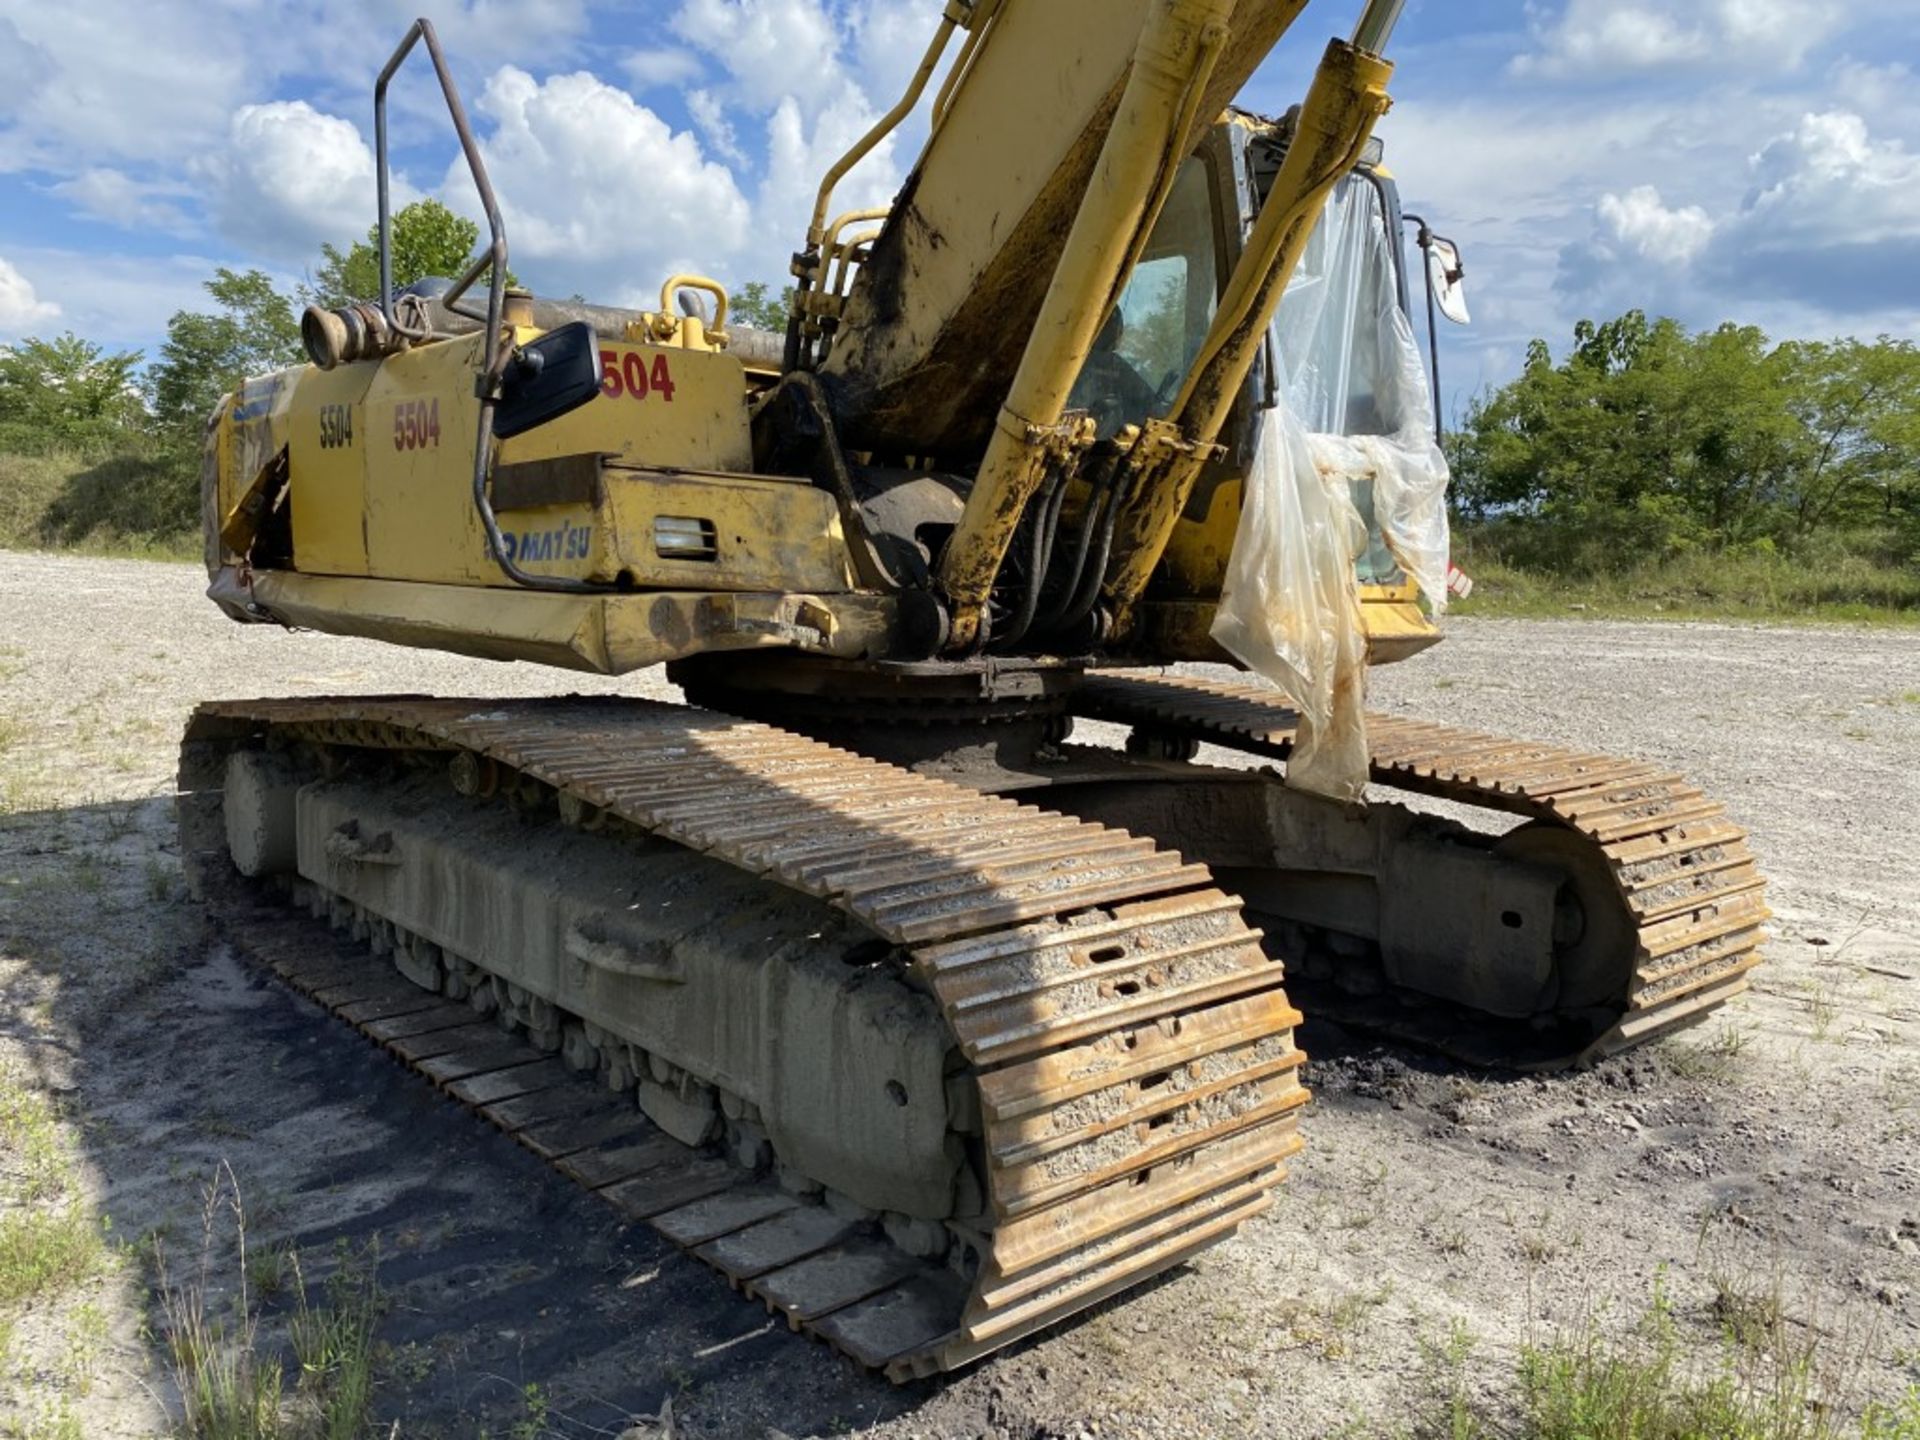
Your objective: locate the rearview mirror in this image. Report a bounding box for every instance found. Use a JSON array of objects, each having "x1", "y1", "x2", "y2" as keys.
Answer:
[
  {"x1": 1426, "y1": 238, "x2": 1470, "y2": 326},
  {"x1": 491, "y1": 321, "x2": 602, "y2": 438}
]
